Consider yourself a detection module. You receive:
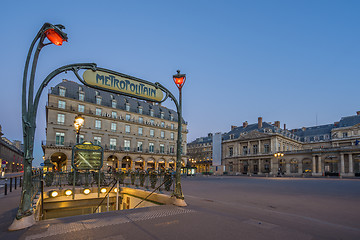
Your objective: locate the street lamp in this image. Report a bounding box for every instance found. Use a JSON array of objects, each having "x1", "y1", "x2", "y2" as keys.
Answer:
[
  {"x1": 17, "y1": 23, "x2": 67, "y2": 226},
  {"x1": 74, "y1": 115, "x2": 85, "y2": 143},
  {"x1": 172, "y1": 70, "x2": 186, "y2": 202},
  {"x1": 274, "y1": 152, "x2": 284, "y2": 176}
]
